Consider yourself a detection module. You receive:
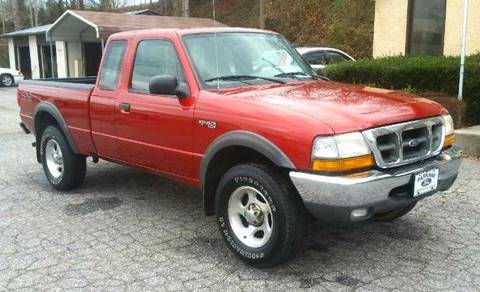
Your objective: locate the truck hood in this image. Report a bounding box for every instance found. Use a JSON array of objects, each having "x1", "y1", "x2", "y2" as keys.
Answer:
[{"x1": 221, "y1": 81, "x2": 447, "y2": 134}]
